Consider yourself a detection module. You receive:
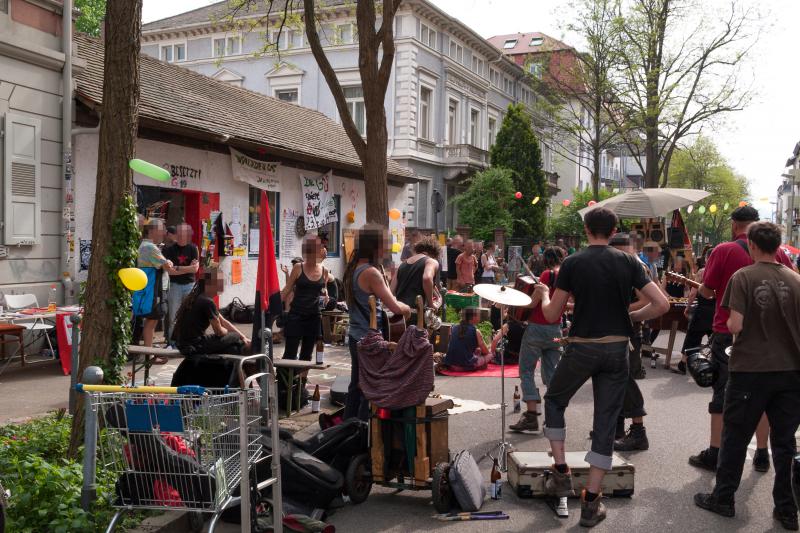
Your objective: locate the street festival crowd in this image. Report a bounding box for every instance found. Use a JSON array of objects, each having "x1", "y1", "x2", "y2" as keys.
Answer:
[{"x1": 130, "y1": 204, "x2": 800, "y2": 529}]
